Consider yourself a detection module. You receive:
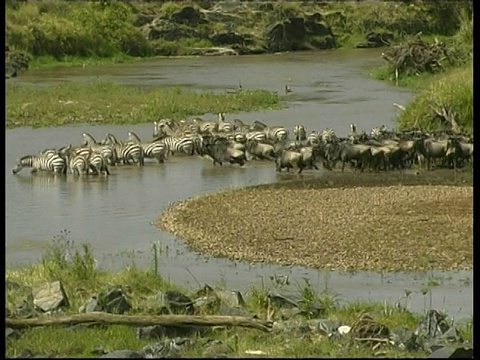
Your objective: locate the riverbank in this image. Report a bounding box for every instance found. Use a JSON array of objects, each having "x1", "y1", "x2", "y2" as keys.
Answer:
[
  {"x1": 6, "y1": 239, "x2": 473, "y2": 358},
  {"x1": 6, "y1": 82, "x2": 281, "y2": 129},
  {"x1": 6, "y1": 1, "x2": 472, "y2": 74}
]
